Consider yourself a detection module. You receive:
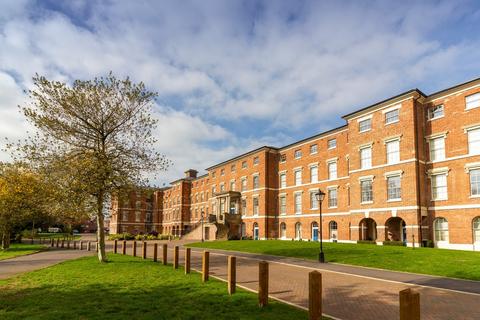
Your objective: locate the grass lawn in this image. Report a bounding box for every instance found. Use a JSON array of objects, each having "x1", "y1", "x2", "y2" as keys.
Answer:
[
  {"x1": 187, "y1": 240, "x2": 480, "y2": 281},
  {"x1": 0, "y1": 254, "x2": 317, "y2": 320},
  {"x1": 0, "y1": 243, "x2": 46, "y2": 261}
]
